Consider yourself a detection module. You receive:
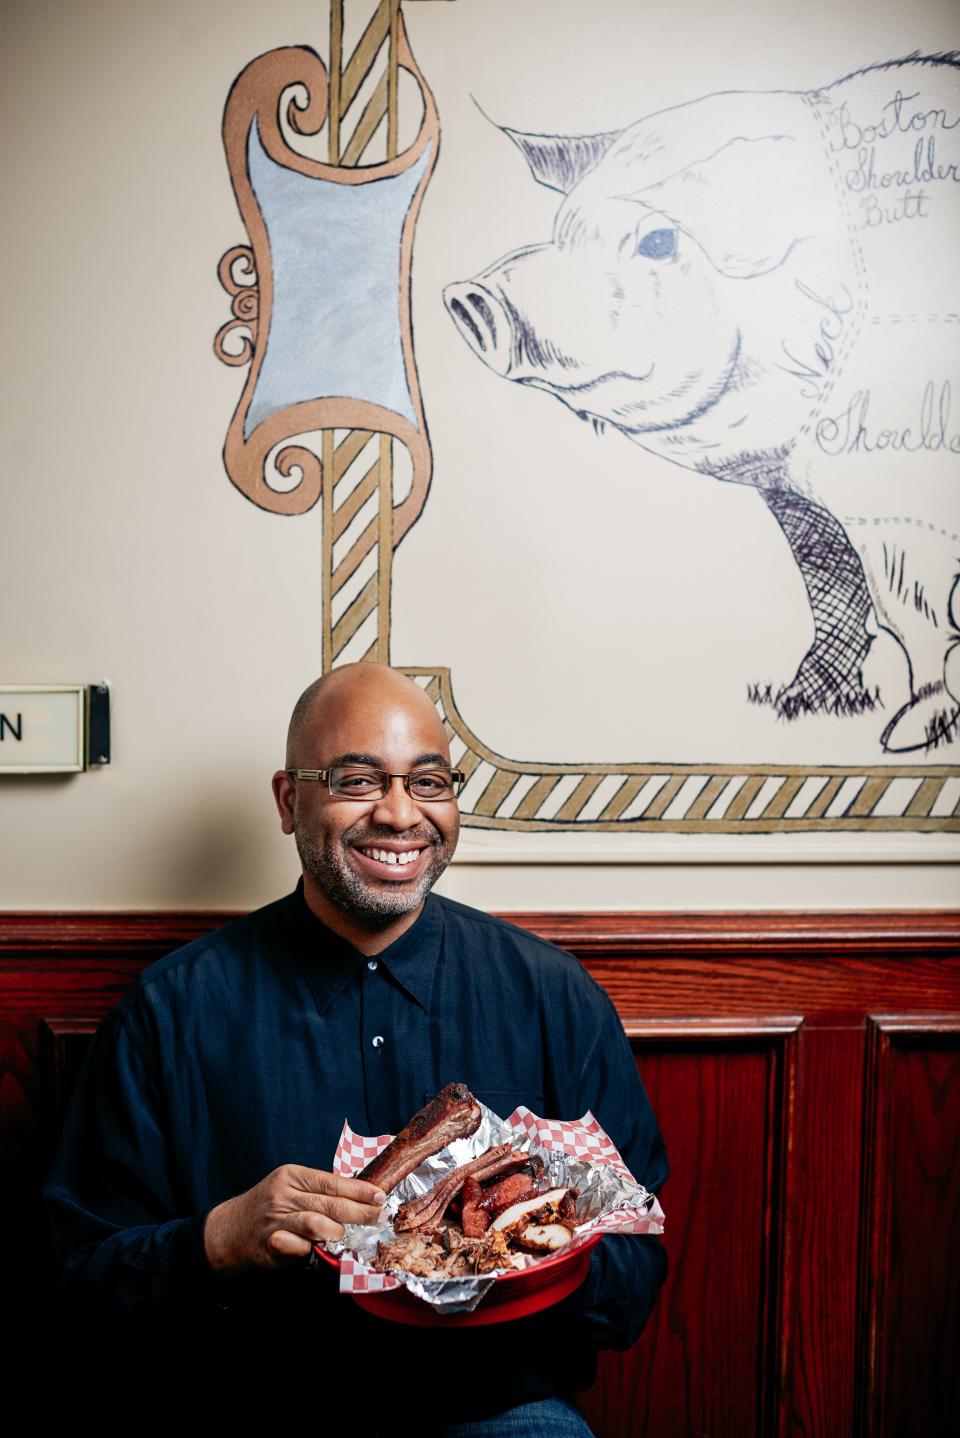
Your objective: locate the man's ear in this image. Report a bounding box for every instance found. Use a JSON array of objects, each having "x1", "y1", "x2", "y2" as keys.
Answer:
[{"x1": 271, "y1": 770, "x2": 296, "y2": 835}]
